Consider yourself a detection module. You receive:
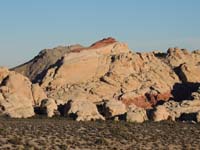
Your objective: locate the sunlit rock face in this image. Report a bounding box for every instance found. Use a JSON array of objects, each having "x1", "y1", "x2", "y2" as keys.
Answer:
[
  {"x1": 13, "y1": 38, "x2": 200, "y2": 112},
  {"x1": 0, "y1": 70, "x2": 35, "y2": 118}
]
